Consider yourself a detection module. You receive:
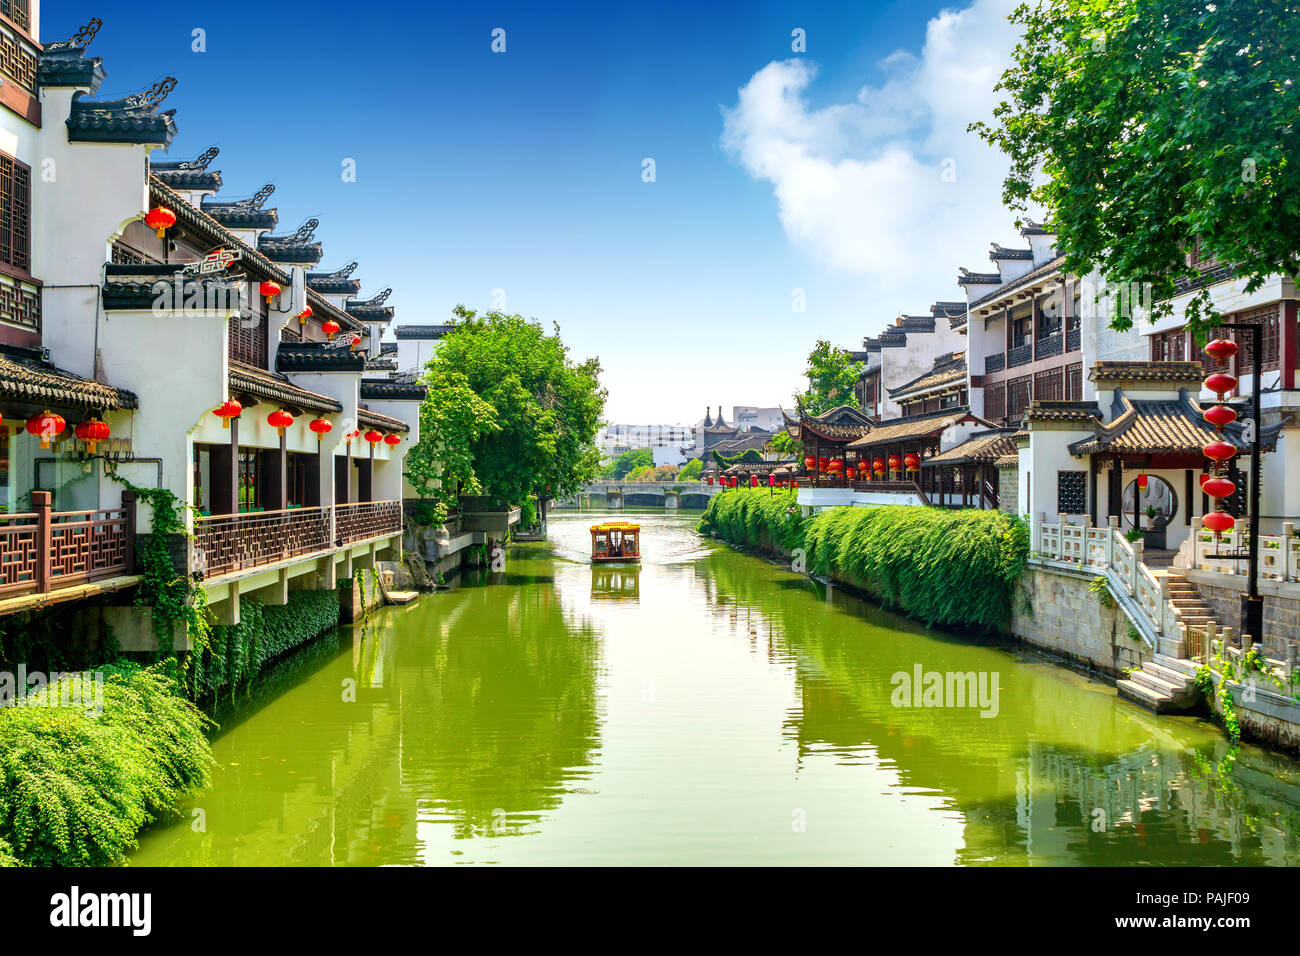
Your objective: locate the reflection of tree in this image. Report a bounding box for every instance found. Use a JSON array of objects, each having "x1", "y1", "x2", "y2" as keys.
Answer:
[
  {"x1": 706, "y1": 544, "x2": 1300, "y2": 865},
  {"x1": 387, "y1": 572, "x2": 603, "y2": 838}
]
